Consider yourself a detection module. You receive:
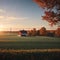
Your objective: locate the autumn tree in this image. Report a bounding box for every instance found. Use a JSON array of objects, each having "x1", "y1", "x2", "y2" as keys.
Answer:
[
  {"x1": 39, "y1": 27, "x2": 47, "y2": 36},
  {"x1": 55, "y1": 27, "x2": 60, "y2": 37},
  {"x1": 33, "y1": 0, "x2": 60, "y2": 26},
  {"x1": 32, "y1": 28, "x2": 37, "y2": 36},
  {"x1": 27, "y1": 30, "x2": 32, "y2": 36}
]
